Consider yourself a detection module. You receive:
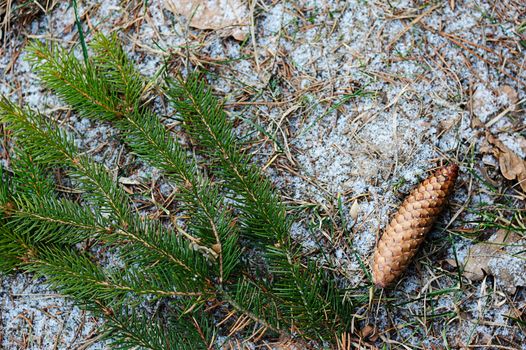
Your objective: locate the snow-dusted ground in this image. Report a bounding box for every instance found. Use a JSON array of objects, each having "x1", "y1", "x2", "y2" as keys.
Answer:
[{"x1": 1, "y1": 0, "x2": 525, "y2": 348}]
